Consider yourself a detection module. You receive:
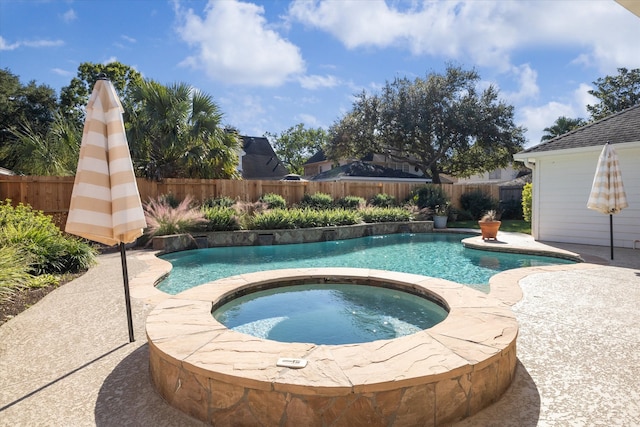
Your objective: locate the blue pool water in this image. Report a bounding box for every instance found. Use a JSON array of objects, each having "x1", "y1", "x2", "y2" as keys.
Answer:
[
  {"x1": 213, "y1": 284, "x2": 449, "y2": 345},
  {"x1": 158, "y1": 233, "x2": 574, "y2": 294}
]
